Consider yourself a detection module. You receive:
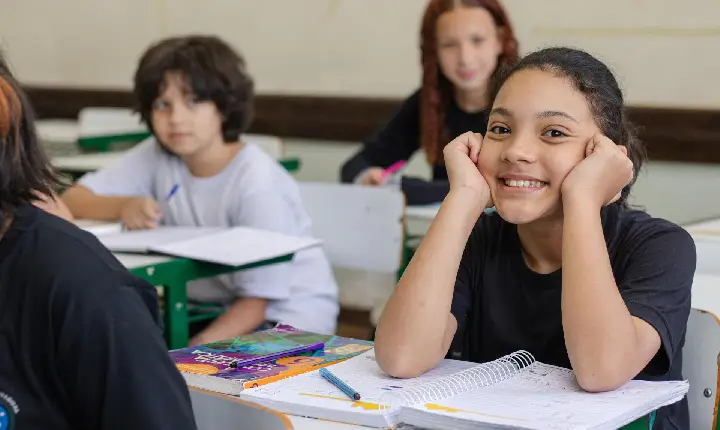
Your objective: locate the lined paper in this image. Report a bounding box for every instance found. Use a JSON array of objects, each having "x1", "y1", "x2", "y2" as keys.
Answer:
[{"x1": 403, "y1": 363, "x2": 688, "y2": 430}]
